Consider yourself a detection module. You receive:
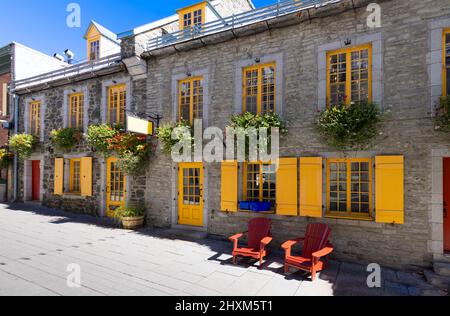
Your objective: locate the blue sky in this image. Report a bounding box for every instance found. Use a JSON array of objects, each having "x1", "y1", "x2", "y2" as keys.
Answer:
[{"x1": 0, "y1": 0, "x2": 275, "y2": 62}]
